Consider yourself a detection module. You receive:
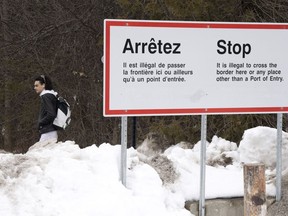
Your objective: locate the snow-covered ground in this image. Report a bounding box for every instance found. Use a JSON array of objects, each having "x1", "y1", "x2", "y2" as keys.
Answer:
[{"x1": 0, "y1": 126, "x2": 287, "y2": 216}]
